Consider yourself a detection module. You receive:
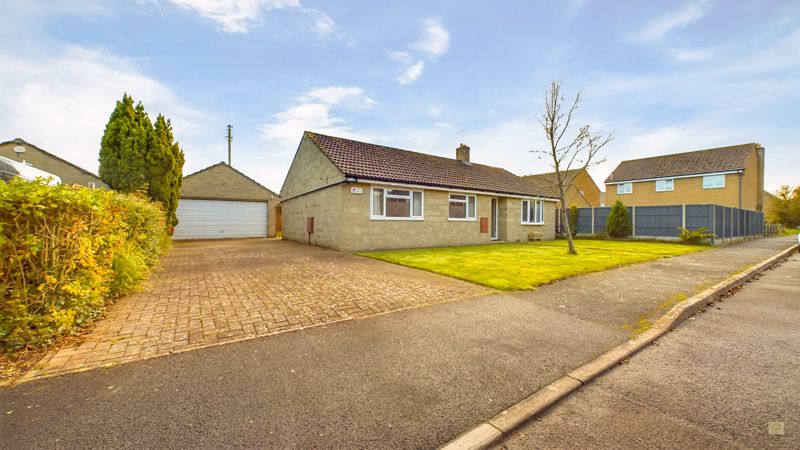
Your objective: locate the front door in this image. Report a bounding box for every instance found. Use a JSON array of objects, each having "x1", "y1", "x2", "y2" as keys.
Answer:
[{"x1": 490, "y1": 198, "x2": 499, "y2": 240}]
